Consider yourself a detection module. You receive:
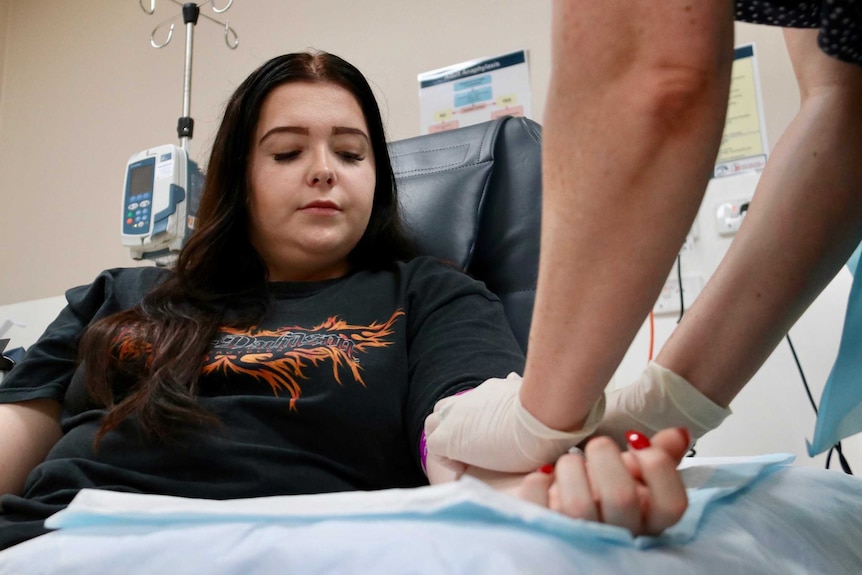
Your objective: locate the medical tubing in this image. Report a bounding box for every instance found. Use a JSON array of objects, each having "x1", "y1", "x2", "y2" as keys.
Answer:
[
  {"x1": 785, "y1": 333, "x2": 853, "y2": 475},
  {"x1": 786, "y1": 334, "x2": 819, "y2": 416}
]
